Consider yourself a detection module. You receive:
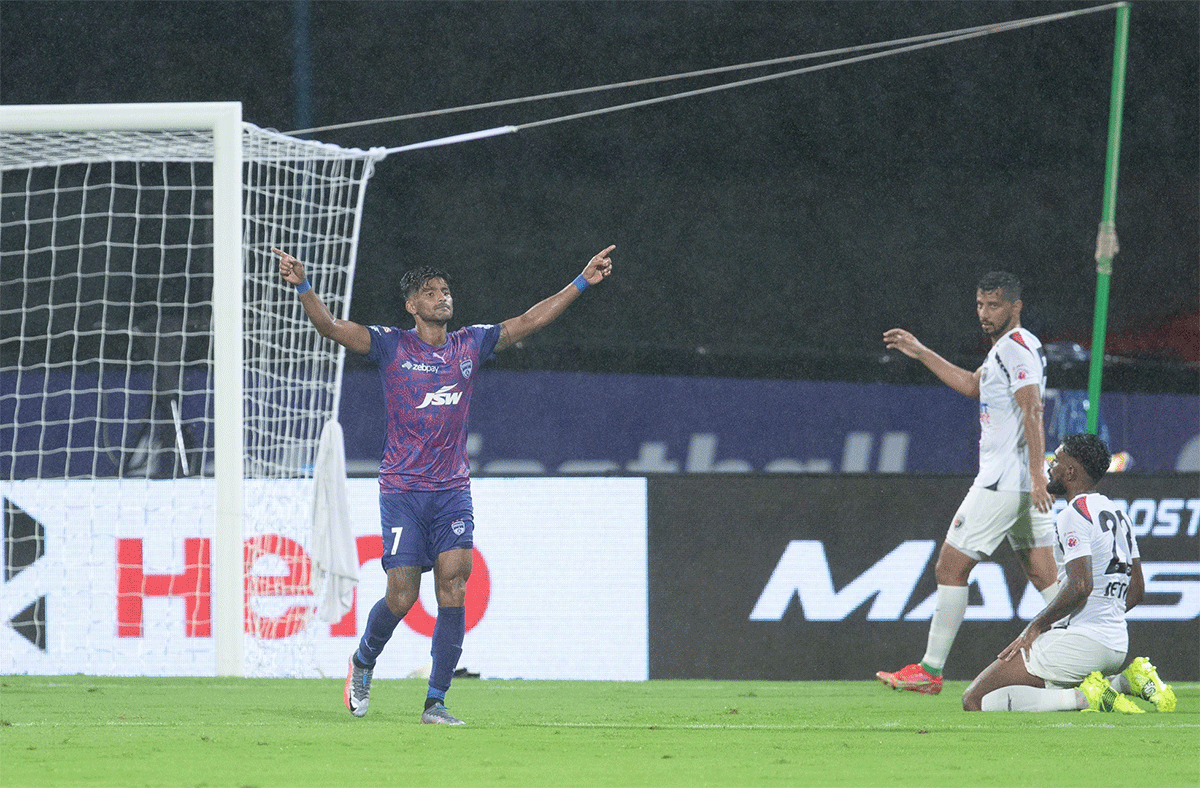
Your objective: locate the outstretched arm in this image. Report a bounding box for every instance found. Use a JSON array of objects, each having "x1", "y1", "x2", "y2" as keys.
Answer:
[
  {"x1": 495, "y1": 245, "x2": 615, "y2": 352},
  {"x1": 883, "y1": 328, "x2": 981, "y2": 397},
  {"x1": 273, "y1": 248, "x2": 372, "y2": 355}
]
